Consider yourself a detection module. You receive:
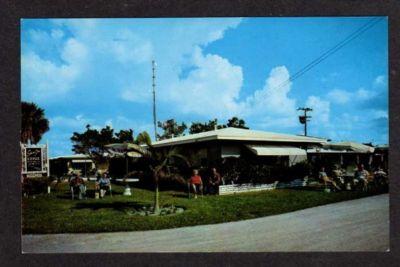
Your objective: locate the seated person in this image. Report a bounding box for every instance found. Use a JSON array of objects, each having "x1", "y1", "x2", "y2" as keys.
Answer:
[
  {"x1": 319, "y1": 167, "x2": 341, "y2": 191},
  {"x1": 207, "y1": 168, "x2": 221, "y2": 195},
  {"x1": 355, "y1": 164, "x2": 369, "y2": 189},
  {"x1": 374, "y1": 166, "x2": 387, "y2": 176},
  {"x1": 96, "y1": 173, "x2": 112, "y2": 198},
  {"x1": 374, "y1": 166, "x2": 388, "y2": 185},
  {"x1": 332, "y1": 165, "x2": 345, "y2": 184},
  {"x1": 188, "y1": 169, "x2": 203, "y2": 199},
  {"x1": 69, "y1": 173, "x2": 86, "y2": 200}
]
